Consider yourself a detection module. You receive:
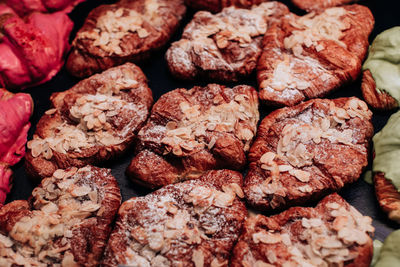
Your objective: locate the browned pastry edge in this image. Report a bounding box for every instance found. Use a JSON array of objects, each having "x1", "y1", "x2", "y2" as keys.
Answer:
[
  {"x1": 24, "y1": 63, "x2": 153, "y2": 181},
  {"x1": 102, "y1": 169, "x2": 247, "y2": 266},
  {"x1": 67, "y1": 0, "x2": 186, "y2": 78},
  {"x1": 374, "y1": 172, "x2": 400, "y2": 224},
  {"x1": 361, "y1": 69, "x2": 398, "y2": 111},
  {"x1": 166, "y1": 2, "x2": 289, "y2": 83},
  {"x1": 0, "y1": 166, "x2": 122, "y2": 266},
  {"x1": 257, "y1": 4, "x2": 374, "y2": 107},
  {"x1": 231, "y1": 193, "x2": 373, "y2": 267},
  {"x1": 291, "y1": 0, "x2": 356, "y2": 12},
  {"x1": 126, "y1": 84, "x2": 259, "y2": 189},
  {"x1": 244, "y1": 97, "x2": 374, "y2": 211}
]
